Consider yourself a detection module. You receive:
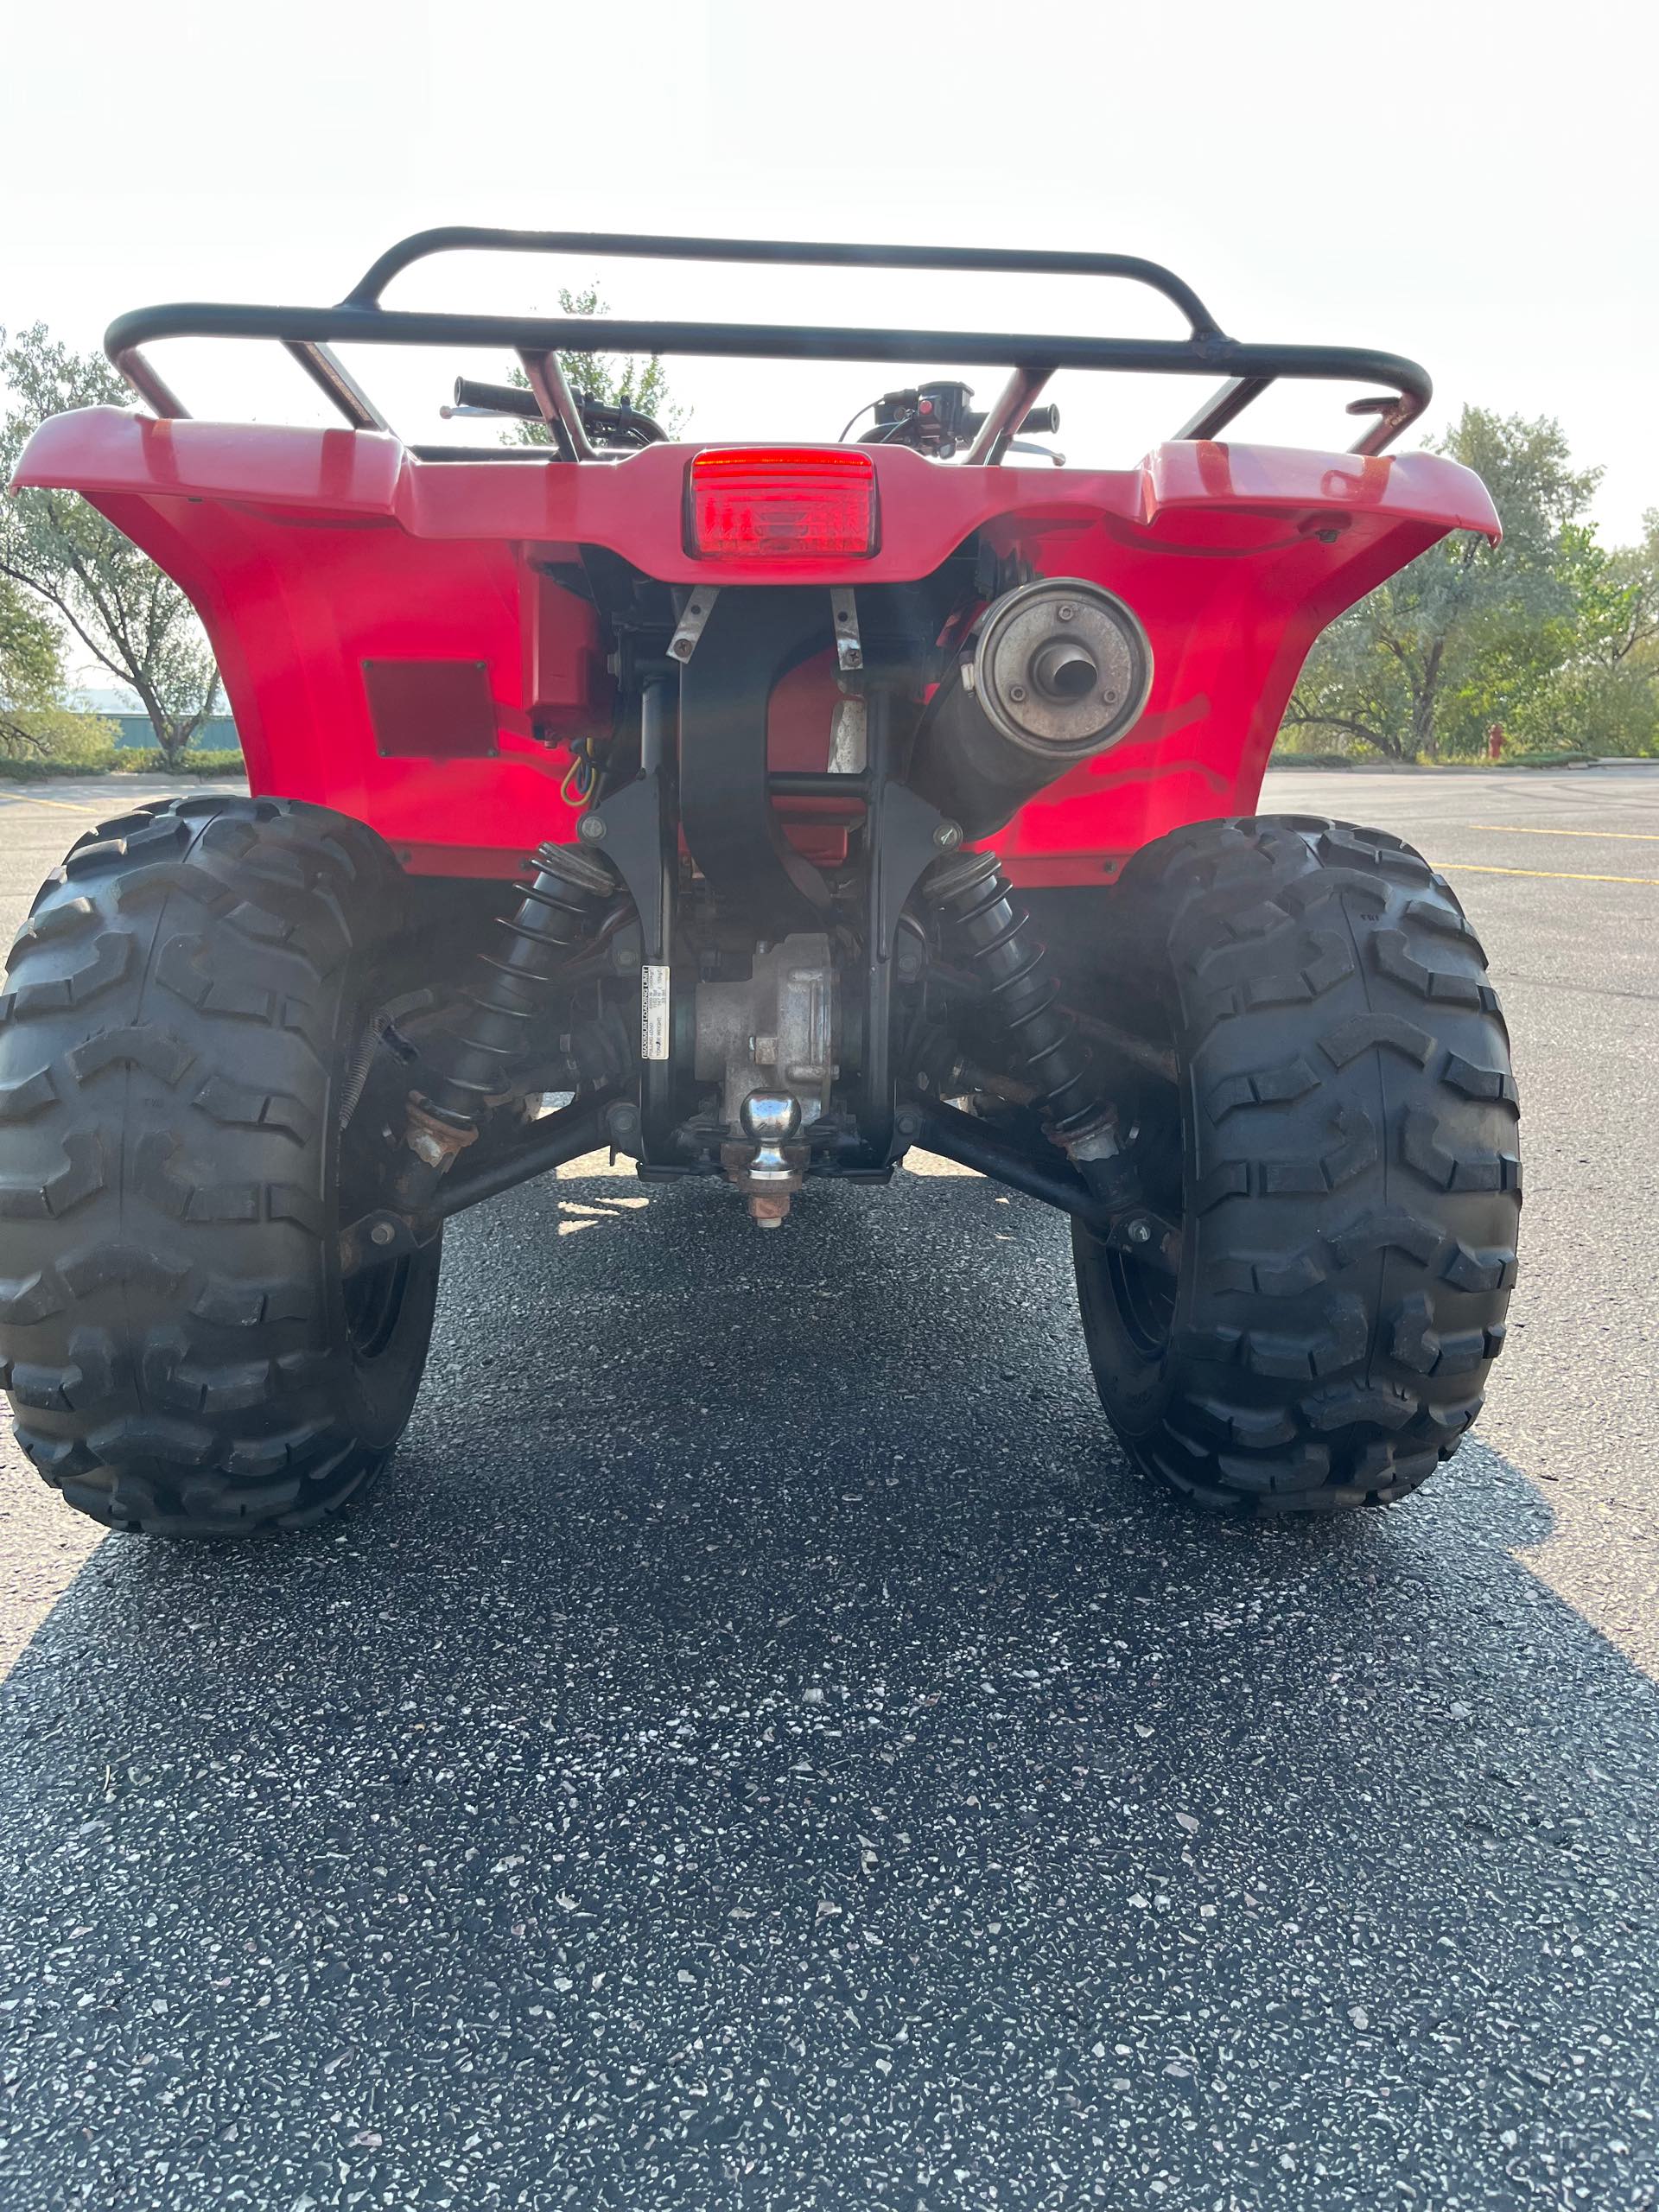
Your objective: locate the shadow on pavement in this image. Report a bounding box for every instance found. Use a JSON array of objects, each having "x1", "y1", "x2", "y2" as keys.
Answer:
[{"x1": 2, "y1": 1169, "x2": 1656, "y2": 2210}]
